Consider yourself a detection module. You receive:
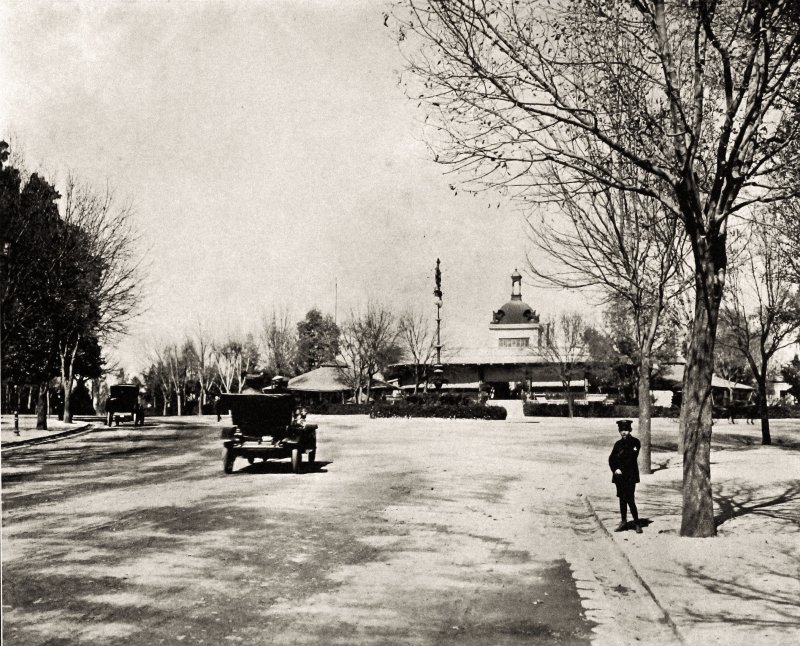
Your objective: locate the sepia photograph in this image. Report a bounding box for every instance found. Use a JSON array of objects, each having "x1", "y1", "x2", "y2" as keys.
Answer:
[{"x1": 2, "y1": 1, "x2": 799, "y2": 644}]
